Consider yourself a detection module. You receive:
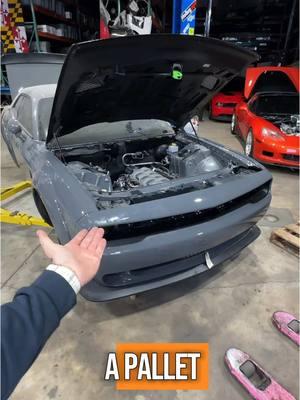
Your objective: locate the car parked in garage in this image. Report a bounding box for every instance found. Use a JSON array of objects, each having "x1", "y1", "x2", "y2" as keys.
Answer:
[
  {"x1": 231, "y1": 66, "x2": 300, "y2": 168},
  {"x1": 1, "y1": 35, "x2": 272, "y2": 301},
  {"x1": 209, "y1": 77, "x2": 244, "y2": 121}
]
